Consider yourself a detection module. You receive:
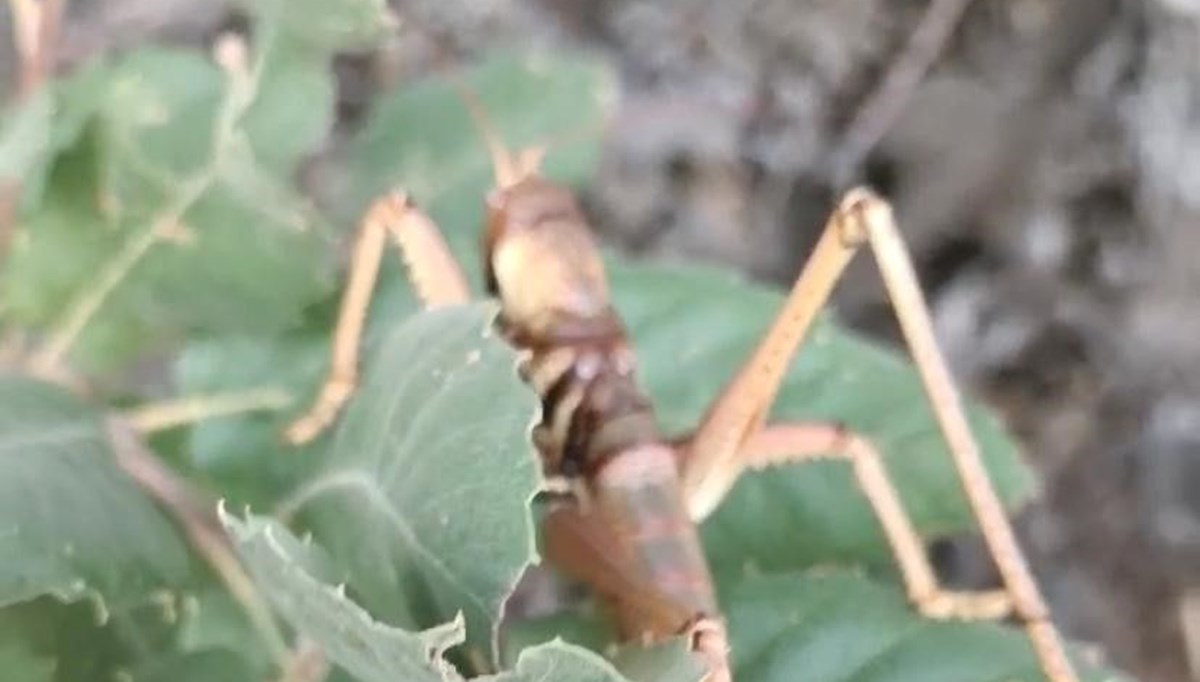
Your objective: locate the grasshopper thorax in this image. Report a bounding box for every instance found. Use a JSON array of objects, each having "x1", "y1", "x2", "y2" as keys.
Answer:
[{"x1": 483, "y1": 176, "x2": 612, "y2": 340}]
